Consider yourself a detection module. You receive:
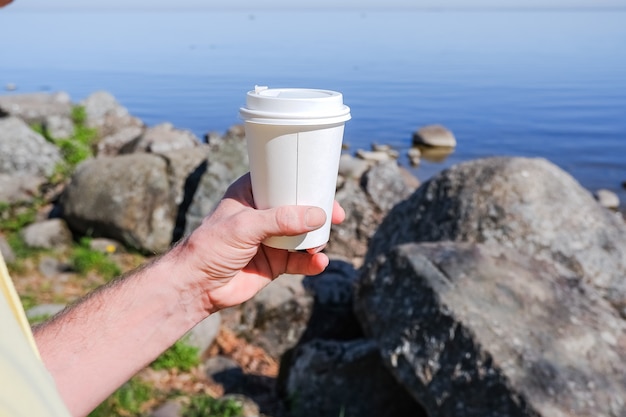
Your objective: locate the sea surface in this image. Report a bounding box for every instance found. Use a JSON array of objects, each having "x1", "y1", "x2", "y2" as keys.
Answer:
[{"x1": 1, "y1": 9, "x2": 625, "y2": 201}]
